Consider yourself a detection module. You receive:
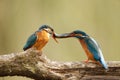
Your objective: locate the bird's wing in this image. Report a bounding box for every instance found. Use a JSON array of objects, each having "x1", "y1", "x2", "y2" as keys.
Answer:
[
  {"x1": 85, "y1": 37, "x2": 108, "y2": 69},
  {"x1": 23, "y1": 33, "x2": 37, "y2": 51},
  {"x1": 85, "y1": 37, "x2": 102, "y2": 61}
]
